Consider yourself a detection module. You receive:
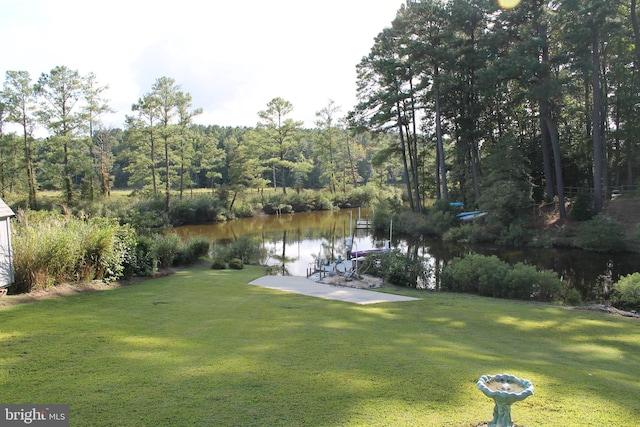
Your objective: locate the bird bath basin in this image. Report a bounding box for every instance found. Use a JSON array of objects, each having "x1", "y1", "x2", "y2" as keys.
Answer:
[{"x1": 477, "y1": 374, "x2": 534, "y2": 427}]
